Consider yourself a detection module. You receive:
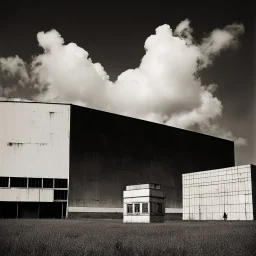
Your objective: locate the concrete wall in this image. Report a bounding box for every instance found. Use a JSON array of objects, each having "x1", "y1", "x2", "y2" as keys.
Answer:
[
  {"x1": 123, "y1": 188, "x2": 164, "y2": 199},
  {"x1": 0, "y1": 102, "x2": 70, "y2": 178},
  {"x1": 0, "y1": 188, "x2": 54, "y2": 202},
  {"x1": 68, "y1": 105, "x2": 235, "y2": 217},
  {"x1": 183, "y1": 165, "x2": 254, "y2": 220}
]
